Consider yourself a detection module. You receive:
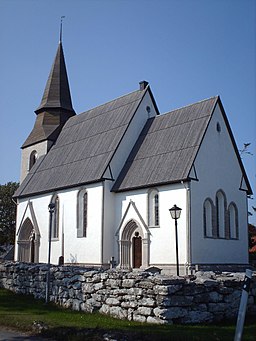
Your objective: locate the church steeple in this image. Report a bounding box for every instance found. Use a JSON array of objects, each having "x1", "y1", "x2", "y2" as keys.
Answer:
[
  {"x1": 20, "y1": 37, "x2": 76, "y2": 182},
  {"x1": 22, "y1": 41, "x2": 76, "y2": 149},
  {"x1": 35, "y1": 42, "x2": 75, "y2": 115}
]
